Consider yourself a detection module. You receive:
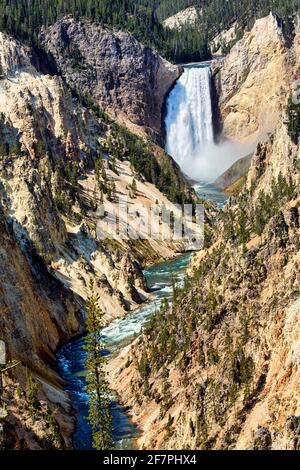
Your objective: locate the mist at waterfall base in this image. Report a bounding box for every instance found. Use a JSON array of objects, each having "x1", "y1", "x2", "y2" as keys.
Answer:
[{"x1": 165, "y1": 65, "x2": 251, "y2": 183}]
